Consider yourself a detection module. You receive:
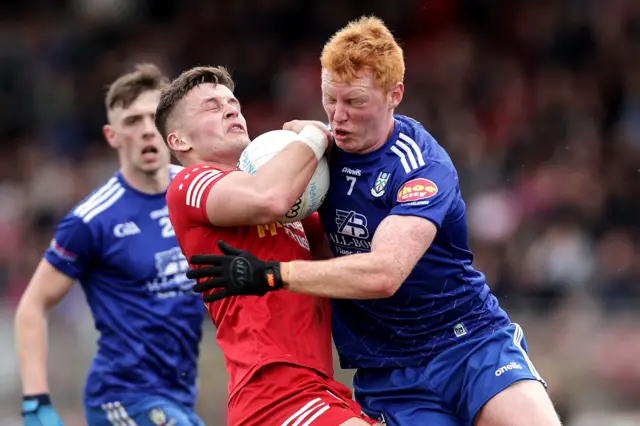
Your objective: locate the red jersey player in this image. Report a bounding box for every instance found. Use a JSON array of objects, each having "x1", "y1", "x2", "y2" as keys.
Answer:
[{"x1": 155, "y1": 66, "x2": 378, "y2": 426}]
